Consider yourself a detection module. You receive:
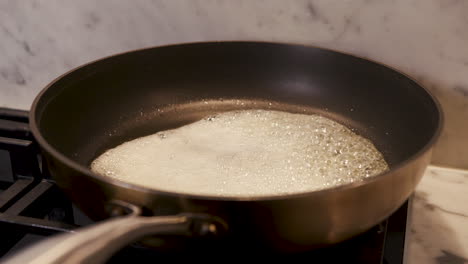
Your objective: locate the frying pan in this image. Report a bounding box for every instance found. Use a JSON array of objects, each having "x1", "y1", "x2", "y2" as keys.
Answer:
[{"x1": 5, "y1": 42, "x2": 441, "y2": 263}]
